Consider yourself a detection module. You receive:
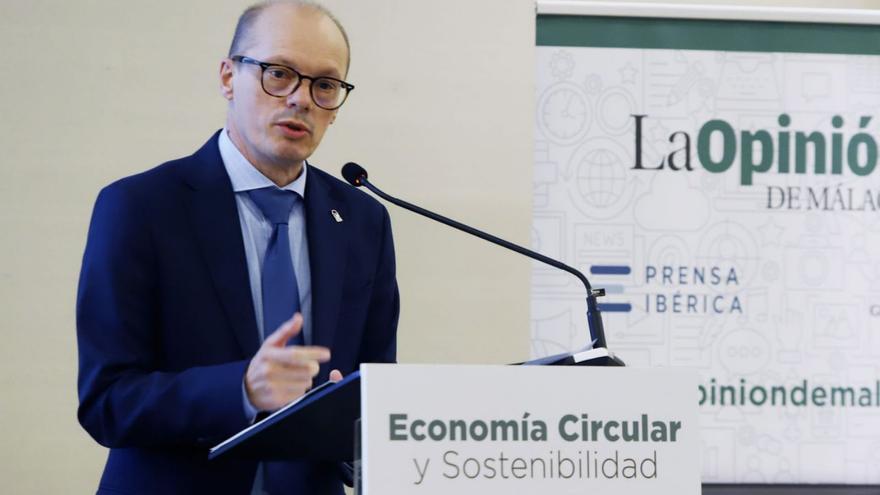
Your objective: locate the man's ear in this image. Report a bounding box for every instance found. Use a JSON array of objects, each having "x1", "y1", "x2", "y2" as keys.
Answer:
[{"x1": 219, "y1": 59, "x2": 234, "y2": 100}]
